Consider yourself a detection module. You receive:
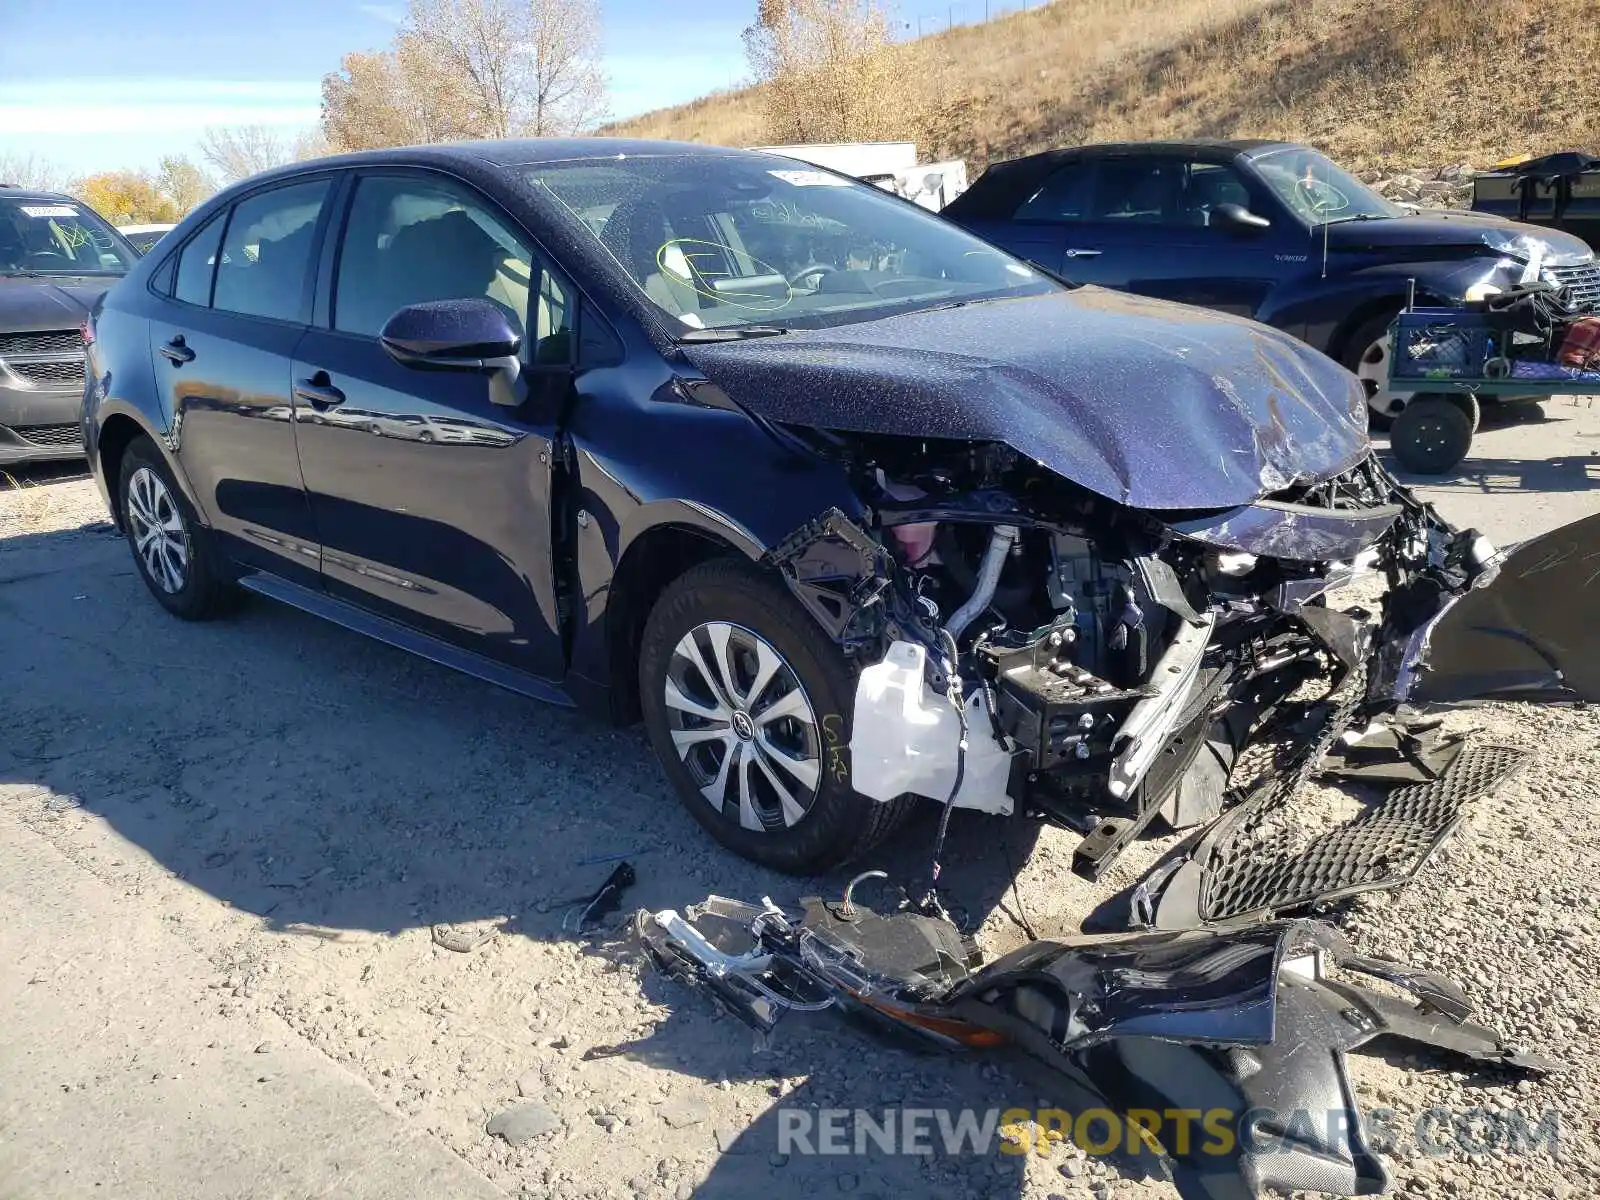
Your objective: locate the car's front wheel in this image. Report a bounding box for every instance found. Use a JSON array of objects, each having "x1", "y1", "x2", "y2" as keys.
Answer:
[
  {"x1": 119, "y1": 437, "x2": 231, "y2": 619},
  {"x1": 638, "y1": 559, "x2": 914, "y2": 873},
  {"x1": 1343, "y1": 309, "x2": 1409, "y2": 432}
]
